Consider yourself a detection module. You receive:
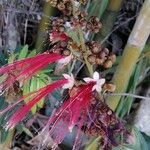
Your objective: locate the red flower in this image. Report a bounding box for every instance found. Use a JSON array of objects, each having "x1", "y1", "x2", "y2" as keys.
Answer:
[
  {"x1": 49, "y1": 31, "x2": 69, "y2": 43},
  {"x1": 0, "y1": 52, "x2": 65, "y2": 92}
]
